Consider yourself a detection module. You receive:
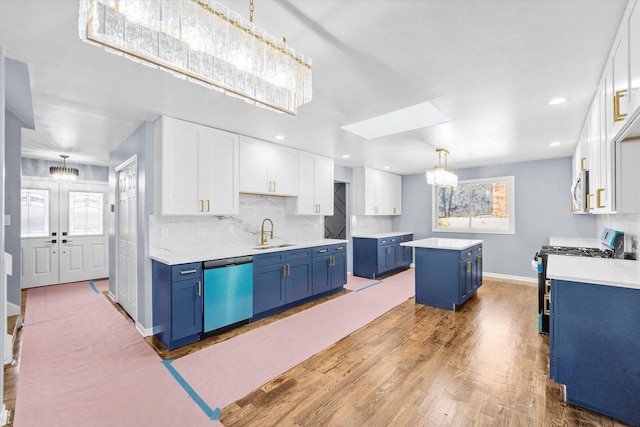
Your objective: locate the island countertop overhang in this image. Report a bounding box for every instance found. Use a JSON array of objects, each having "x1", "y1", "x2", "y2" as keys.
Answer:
[{"x1": 401, "y1": 237, "x2": 483, "y2": 251}]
